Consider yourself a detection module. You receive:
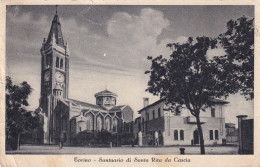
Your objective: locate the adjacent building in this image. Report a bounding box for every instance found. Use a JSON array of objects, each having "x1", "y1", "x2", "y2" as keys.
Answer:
[
  {"x1": 39, "y1": 11, "x2": 133, "y2": 145},
  {"x1": 225, "y1": 123, "x2": 238, "y2": 143},
  {"x1": 135, "y1": 98, "x2": 229, "y2": 146}
]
